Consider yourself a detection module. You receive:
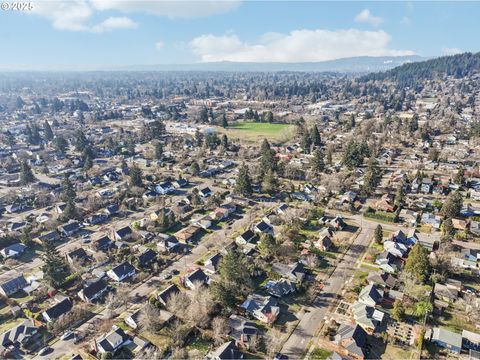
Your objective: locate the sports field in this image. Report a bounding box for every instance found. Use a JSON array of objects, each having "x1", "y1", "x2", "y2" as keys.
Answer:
[{"x1": 218, "y1": 121, "x2": 294, "y2": 142}]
